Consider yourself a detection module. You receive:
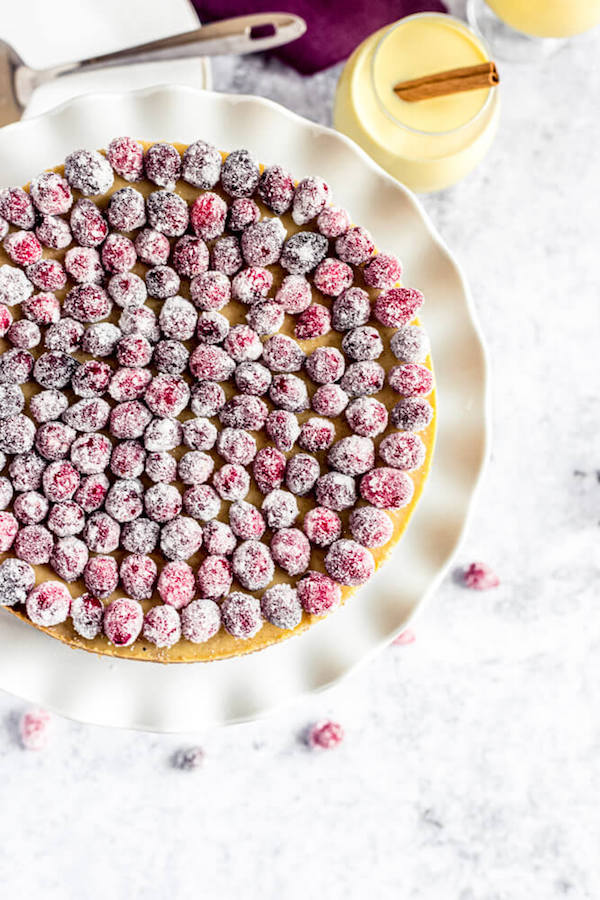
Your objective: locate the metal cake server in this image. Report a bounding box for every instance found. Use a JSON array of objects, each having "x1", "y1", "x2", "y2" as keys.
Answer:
[{"x1": 0, "y1": 12, "x2": 306, "y2": 127}]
